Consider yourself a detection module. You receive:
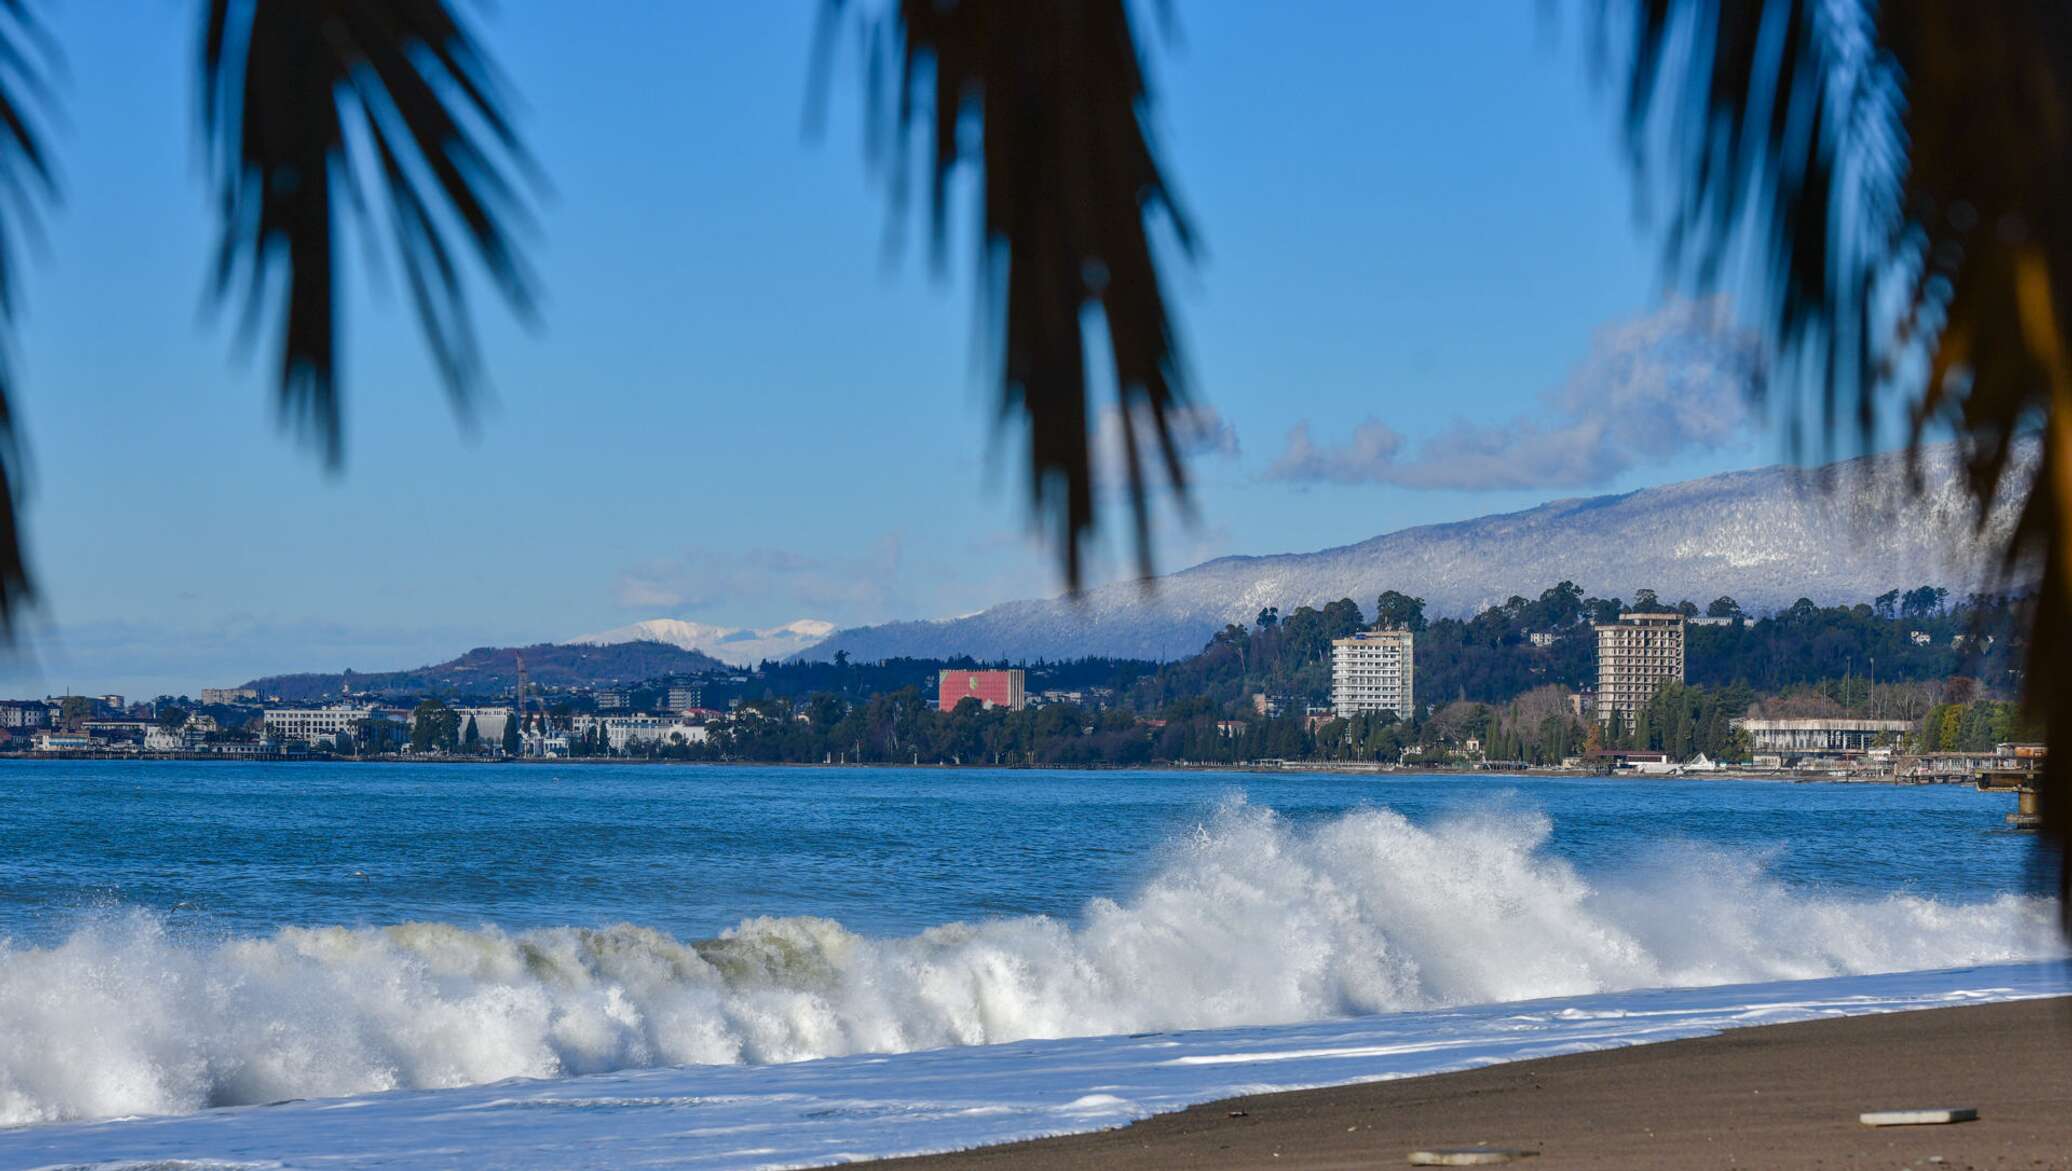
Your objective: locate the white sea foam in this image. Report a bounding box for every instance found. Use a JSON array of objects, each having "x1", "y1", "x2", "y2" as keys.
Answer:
[{"x1": 0, "y1": 800, "x2": 2059, "y2": 1127}]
